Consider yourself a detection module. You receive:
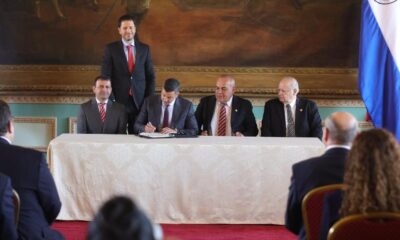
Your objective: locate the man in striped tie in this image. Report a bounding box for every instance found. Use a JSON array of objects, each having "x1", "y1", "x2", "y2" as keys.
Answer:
[
  {"x1": 77, "y1": 76, "x2": 127, "y2": 134},
  {"x1": 195, "y1": 75, "x2": 258, "y2": 136}
]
